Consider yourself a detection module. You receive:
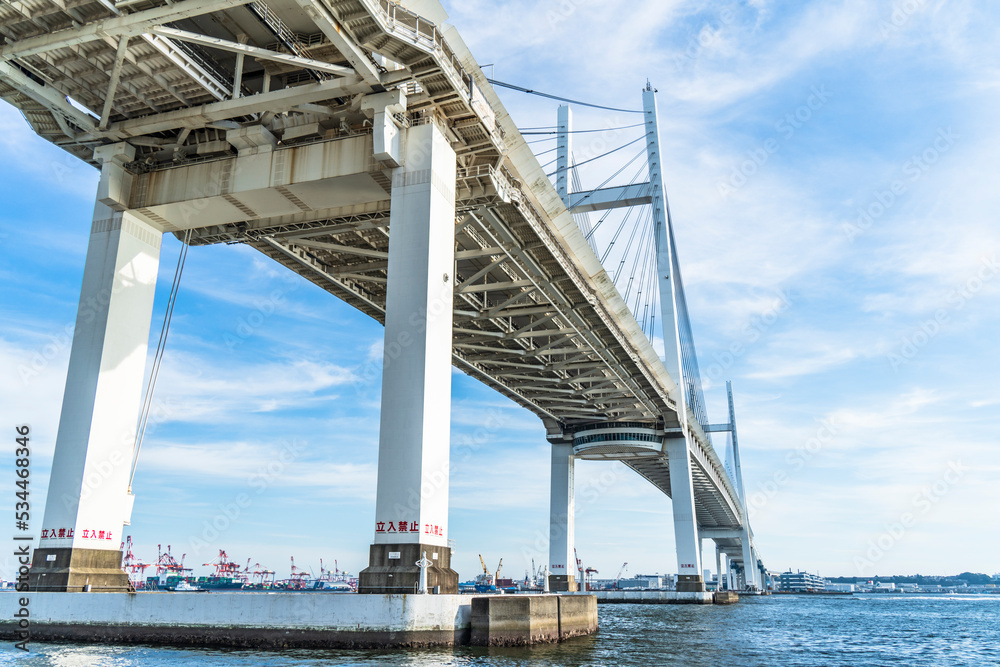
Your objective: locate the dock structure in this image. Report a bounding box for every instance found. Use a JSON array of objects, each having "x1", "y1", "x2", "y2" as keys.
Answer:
[
  {"x1": 0, "y1": 592, "x2": 596, "y2": 648},
  {"x1": 2, "y1": 0, "x2": 768, "y2": 644},
  {"x1": 587, "y1": 590, "x2": 740, "y2": 605}
]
